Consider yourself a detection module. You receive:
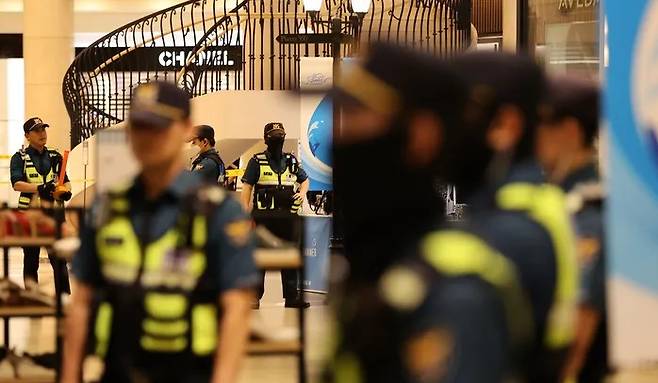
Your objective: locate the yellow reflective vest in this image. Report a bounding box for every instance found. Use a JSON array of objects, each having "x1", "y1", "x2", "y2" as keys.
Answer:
[
  {"x1": 252, "y1": 152, "x2": 301, "y2": 214},
  {"x1": 497, "y1": 182, "x2": 578, "y2": 350},
  {"x1": 332, "y1": 230, "x2": 534, "y2": 383},
  {"x1": 17, "y1": 148, "x2": 58, "y2": 209},
  {"x1": 93, "y1": 185, "x2": 224, "y2": 358}
]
